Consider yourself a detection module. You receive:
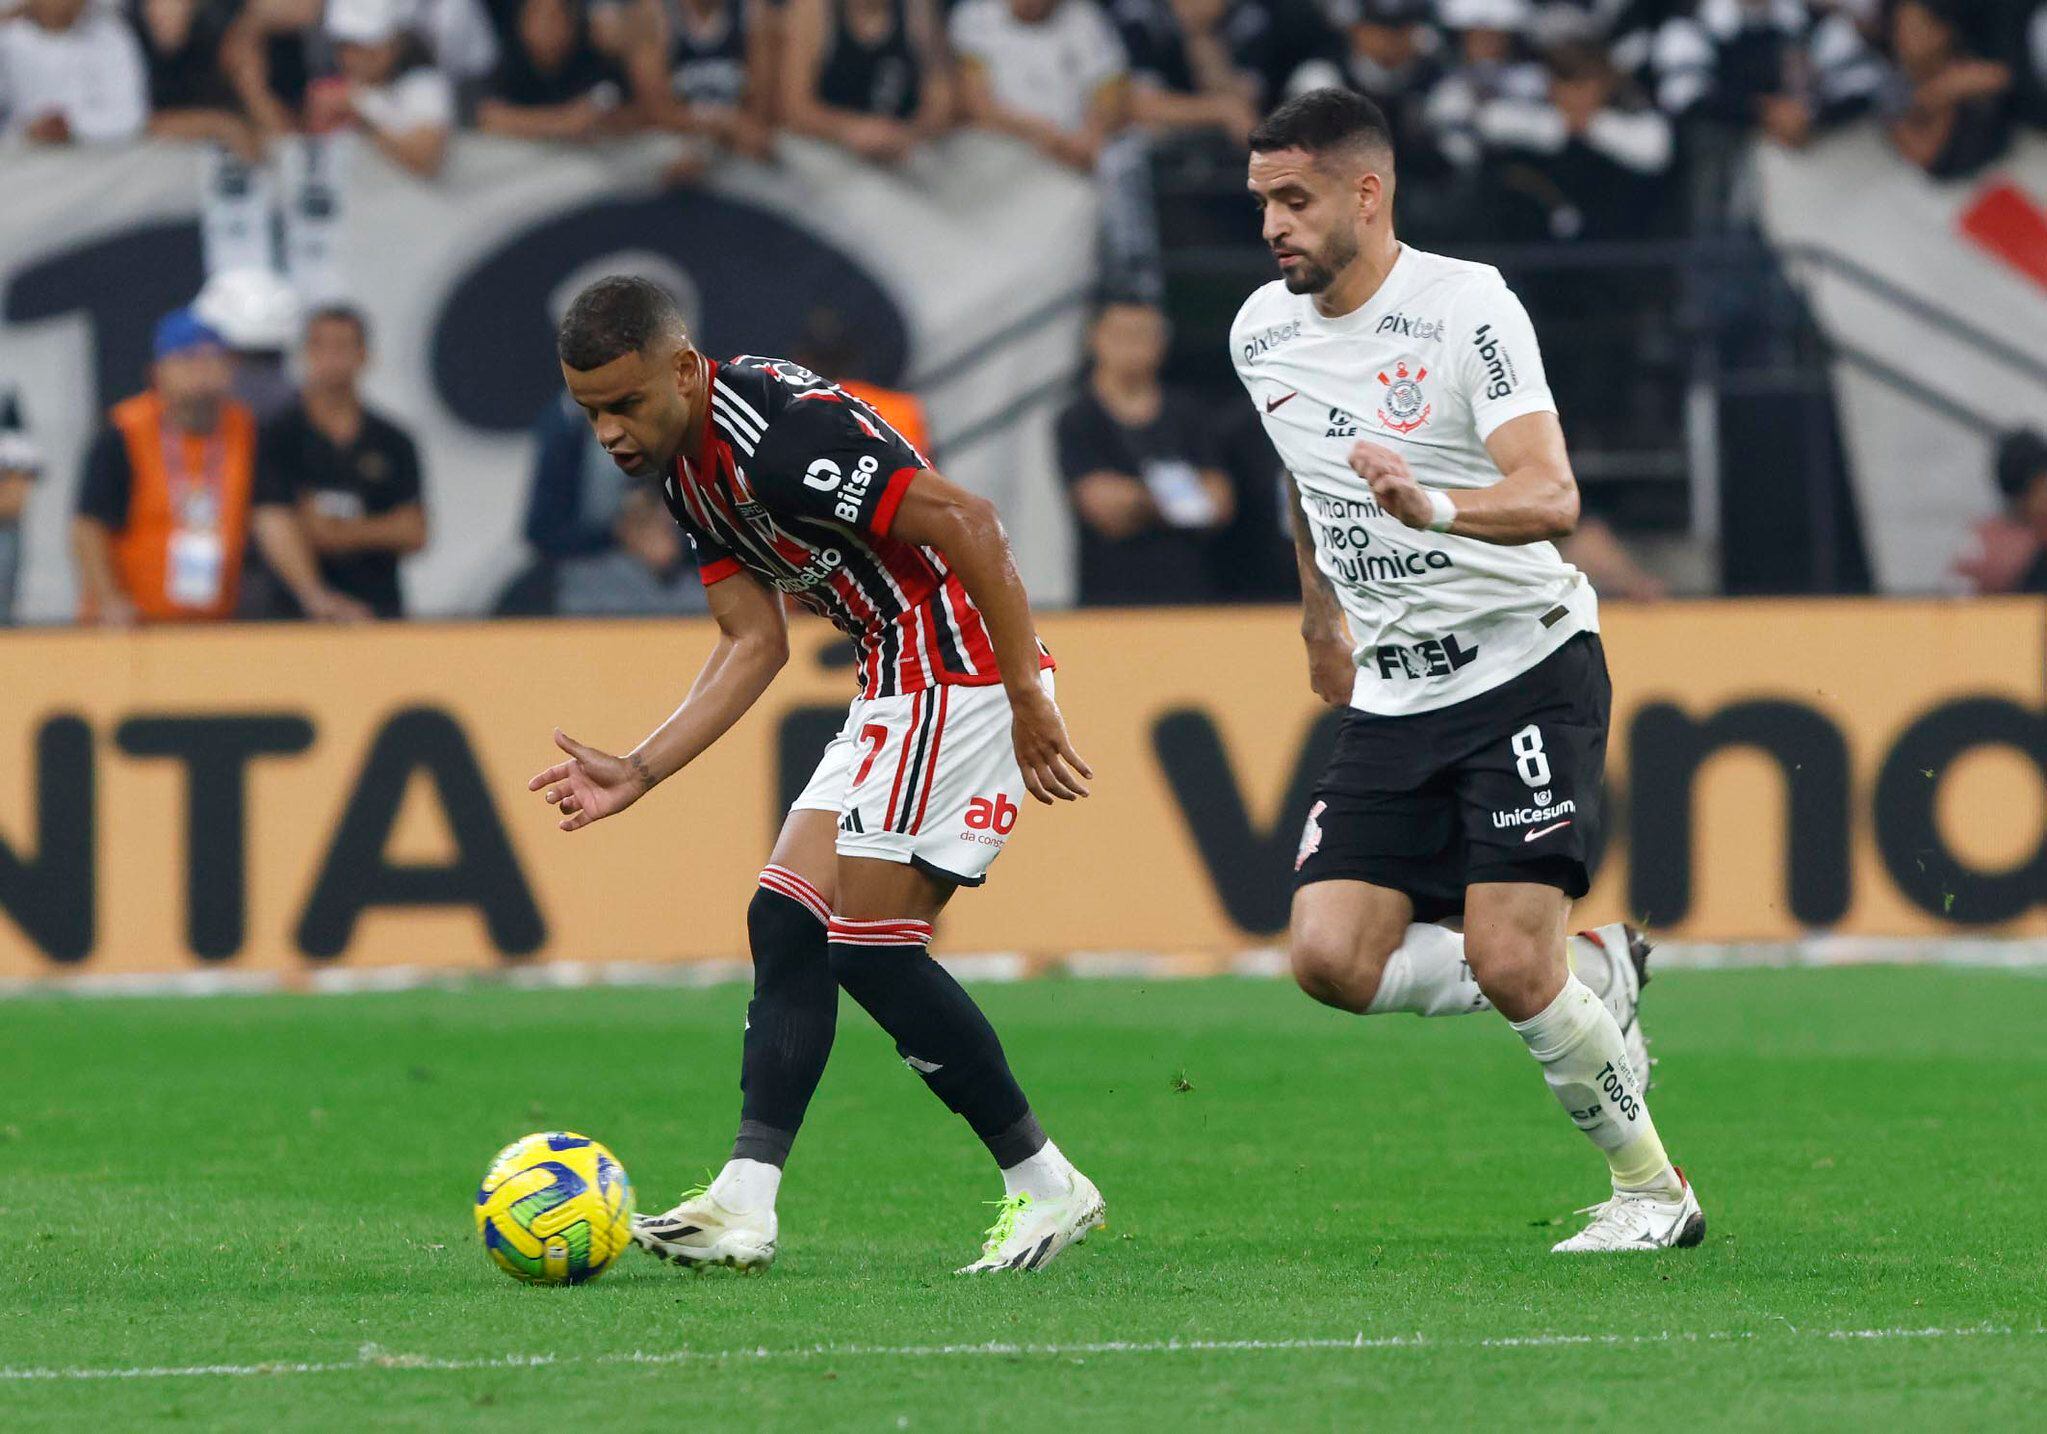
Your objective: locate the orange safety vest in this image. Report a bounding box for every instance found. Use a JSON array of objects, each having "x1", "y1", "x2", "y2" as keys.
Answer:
[
  {"x1": 99, "y1": 390, "x2": 257, "y2": 623},
  {"x1": 840, "y1": 381, "x2": 932, "y2": 460}
]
